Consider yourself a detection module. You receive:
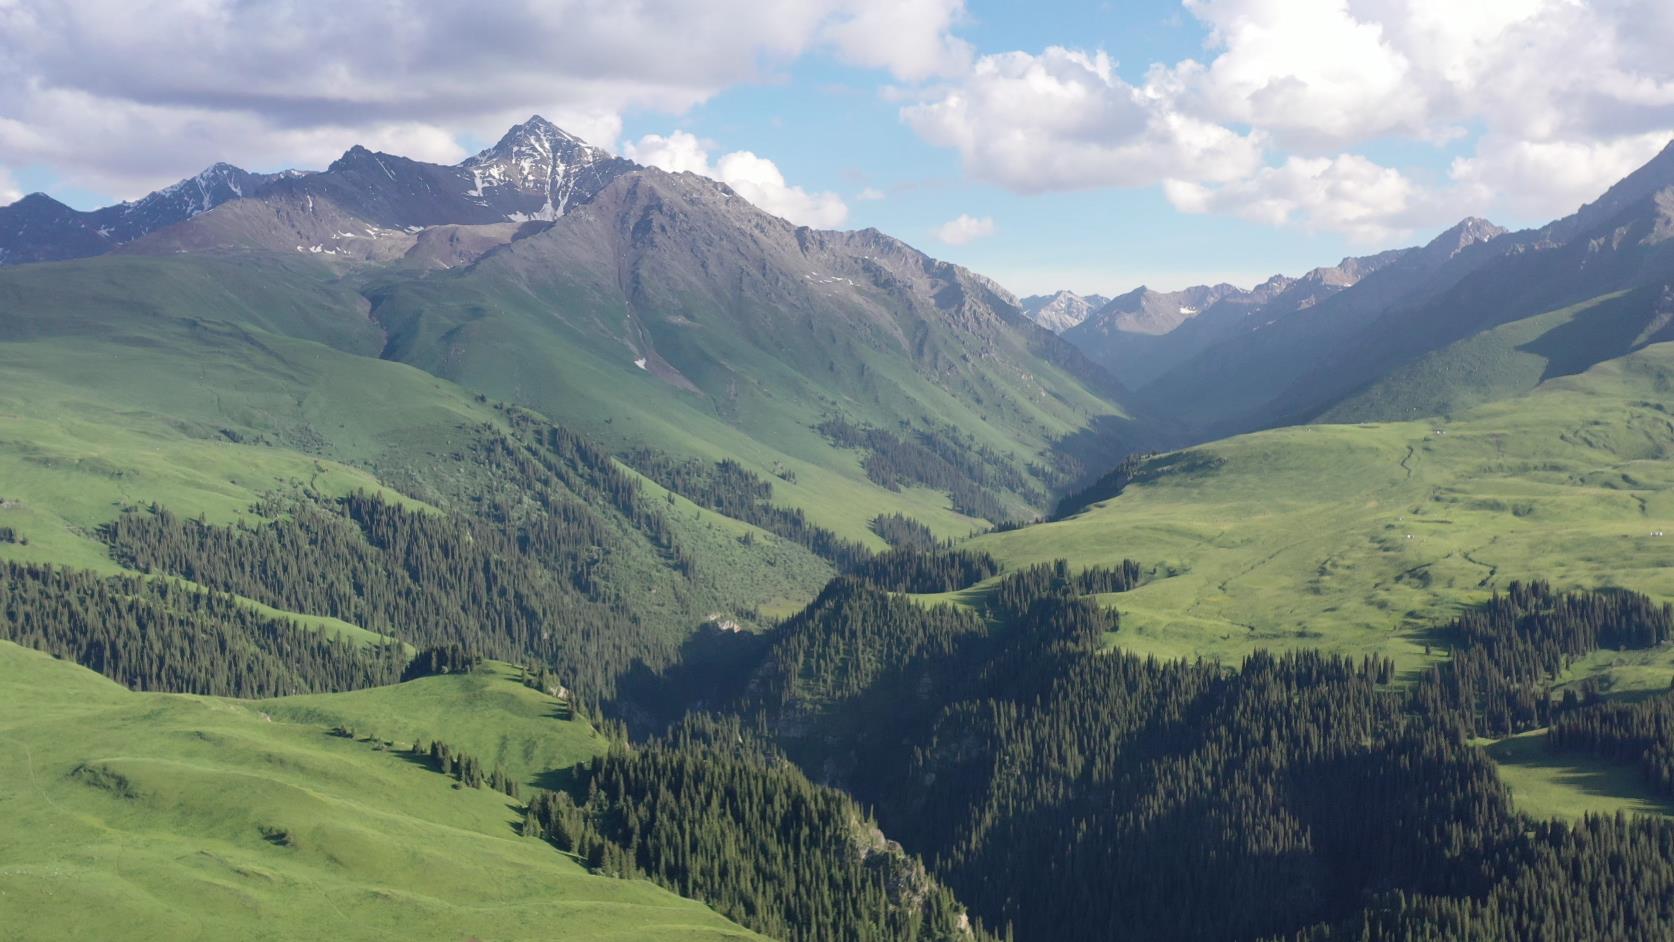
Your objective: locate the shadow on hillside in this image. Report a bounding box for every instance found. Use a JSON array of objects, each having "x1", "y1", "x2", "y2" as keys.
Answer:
[{"x1": 1485, "y1": 733, "x2": 1674, "y2": 814}]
